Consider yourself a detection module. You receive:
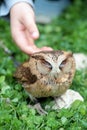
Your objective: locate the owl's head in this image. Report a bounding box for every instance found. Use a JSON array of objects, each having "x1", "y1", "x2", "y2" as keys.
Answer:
[{"x1": 30, "y1": 50, "x2": 75, "y2": 76}]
